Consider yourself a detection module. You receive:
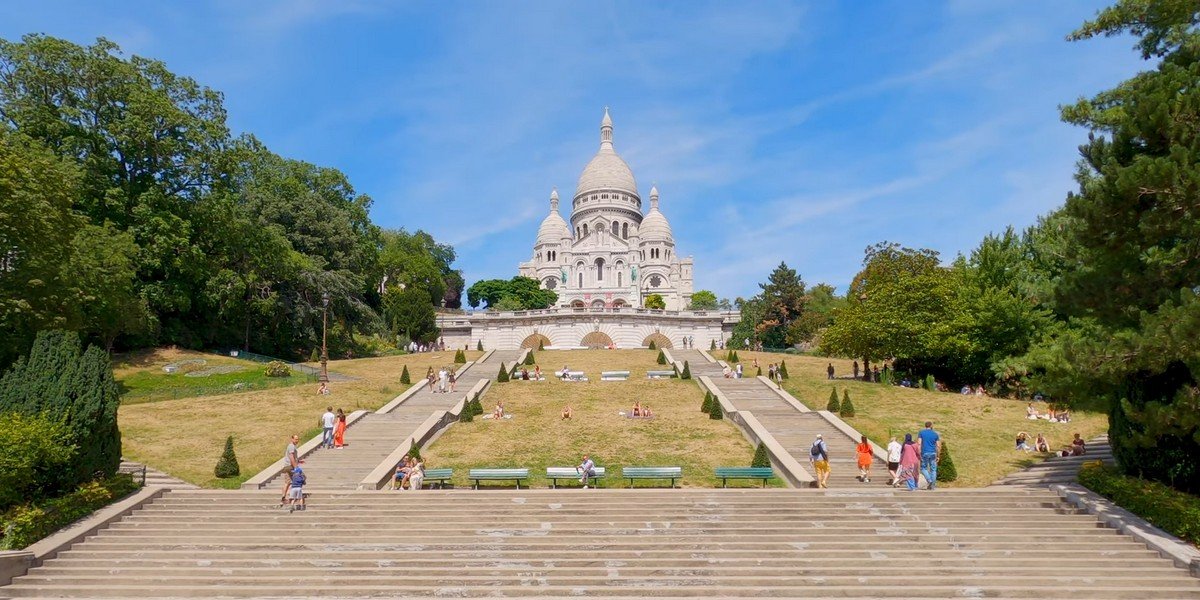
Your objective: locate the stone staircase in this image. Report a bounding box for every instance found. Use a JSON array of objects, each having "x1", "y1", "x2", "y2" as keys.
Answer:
[
  {"x1": 992, "y1": 434, "x2": 1116, "y2": 487},
  {"x1": 4, "y1": 488, "x2": 1198, "y2": 598},
  {"x1": 263, "y1": 350, "x2": 524, "y2": 490},
  {"x1": 118, "y1": 460, "x2": 198, "y2": 490}
]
